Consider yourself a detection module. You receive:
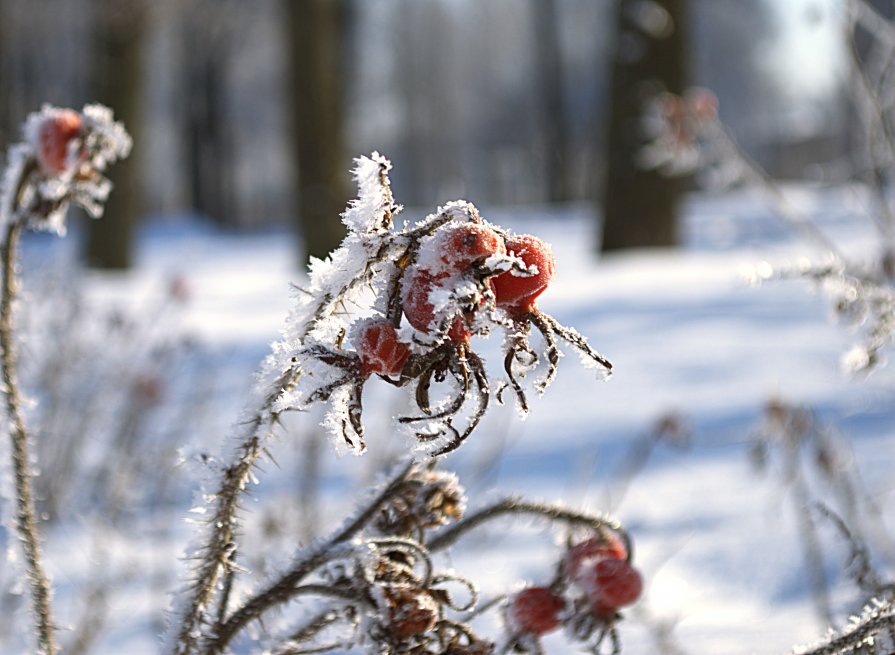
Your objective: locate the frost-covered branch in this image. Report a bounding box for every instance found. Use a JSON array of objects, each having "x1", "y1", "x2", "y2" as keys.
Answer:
[
  {"x1": 788, "y1": 599, "x2": 895, "y2": 655},
  {"x1": 0, "y1": 104, "x2": 130, "y2": 655},
  {"x1": 165, "y1": 152, "x2": 618, "y2": 655},
  {"x1": 426, "y1": 498, "x2": 624, "y2": 553},
  {"x1": 1, "y1": 220, "x2": 56, "y2": 655}
]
